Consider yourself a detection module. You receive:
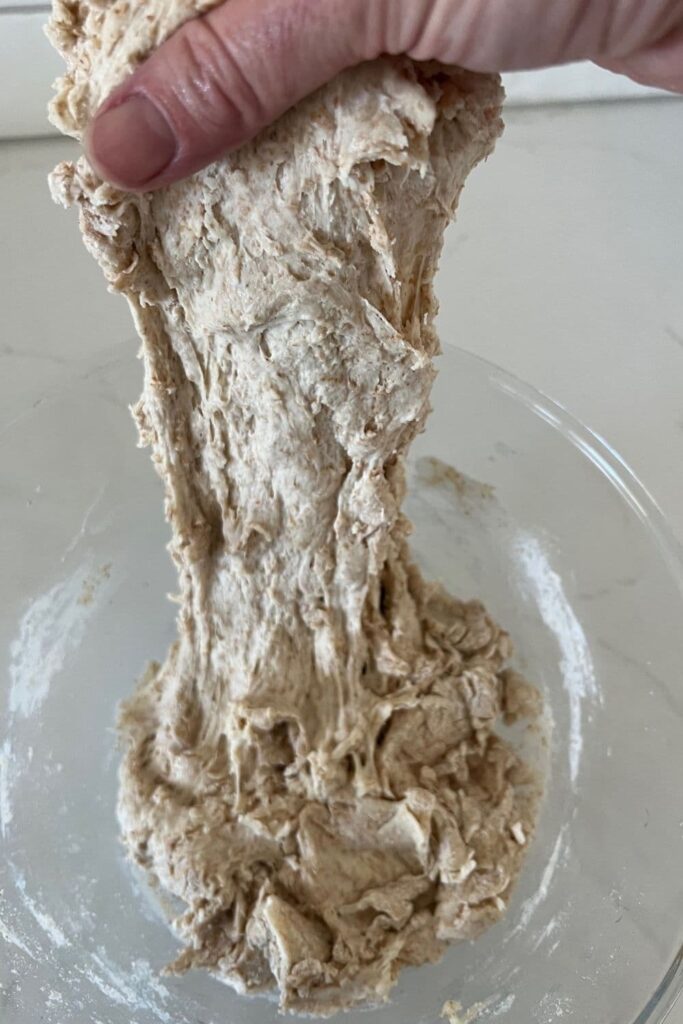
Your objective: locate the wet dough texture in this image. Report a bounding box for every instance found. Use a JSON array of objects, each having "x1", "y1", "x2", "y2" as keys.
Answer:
[{"x1": 48, "y1": 1, "x2": 537, "y2": 1013}]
